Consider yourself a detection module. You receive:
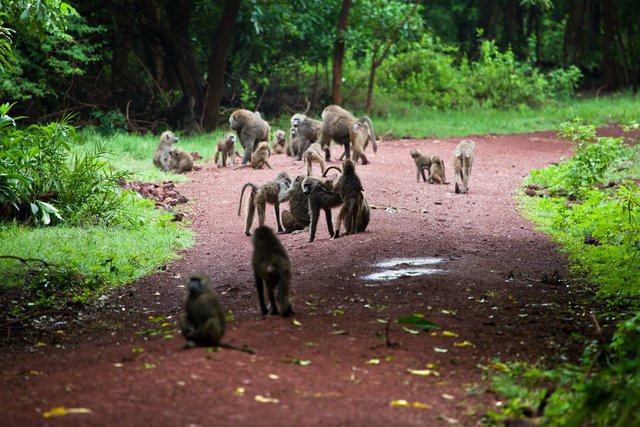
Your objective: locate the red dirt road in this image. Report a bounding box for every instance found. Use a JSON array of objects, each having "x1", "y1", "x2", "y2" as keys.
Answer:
[{"x1": 1, "y1": 131, "x2": 596, "y2": 426}]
